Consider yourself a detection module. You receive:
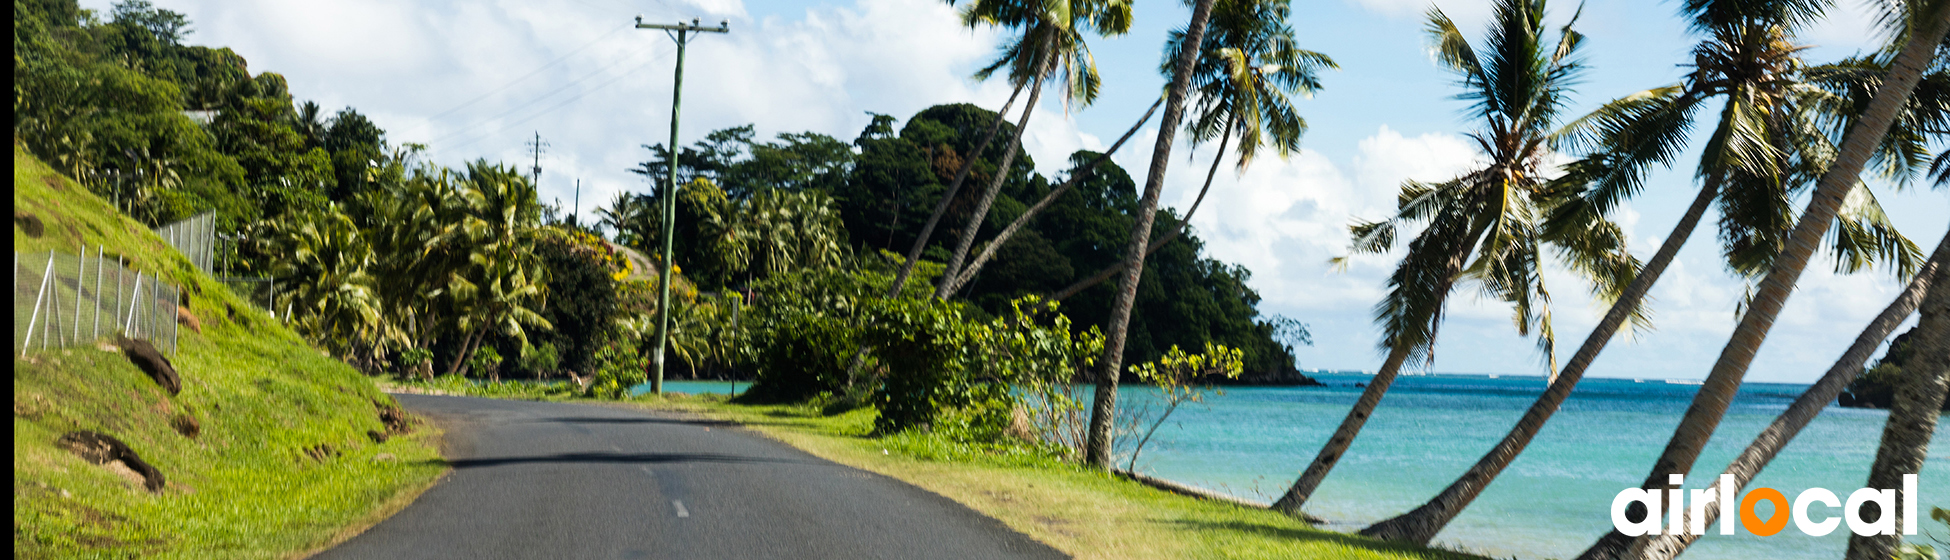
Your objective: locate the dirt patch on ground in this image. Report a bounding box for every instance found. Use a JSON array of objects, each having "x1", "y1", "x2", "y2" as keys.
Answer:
[
  {"x1": 377, "y1": 400, "x2": 412, "y2": 435},
  {"x1": 176, "y1": 307, "x2": 202, "y2": 334},
  {"x1": 55, "y1": 431, "x2": 166, "y2": 492},
  {"x1": 117, "y1": 337, "x2": 180, "y2": 395},
  {"x1": 170, "y1": 413, "x2": 200, "y2": 439},
  {"x1": 15, "y1": 211, "x2": 44, "y2": 237}
]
